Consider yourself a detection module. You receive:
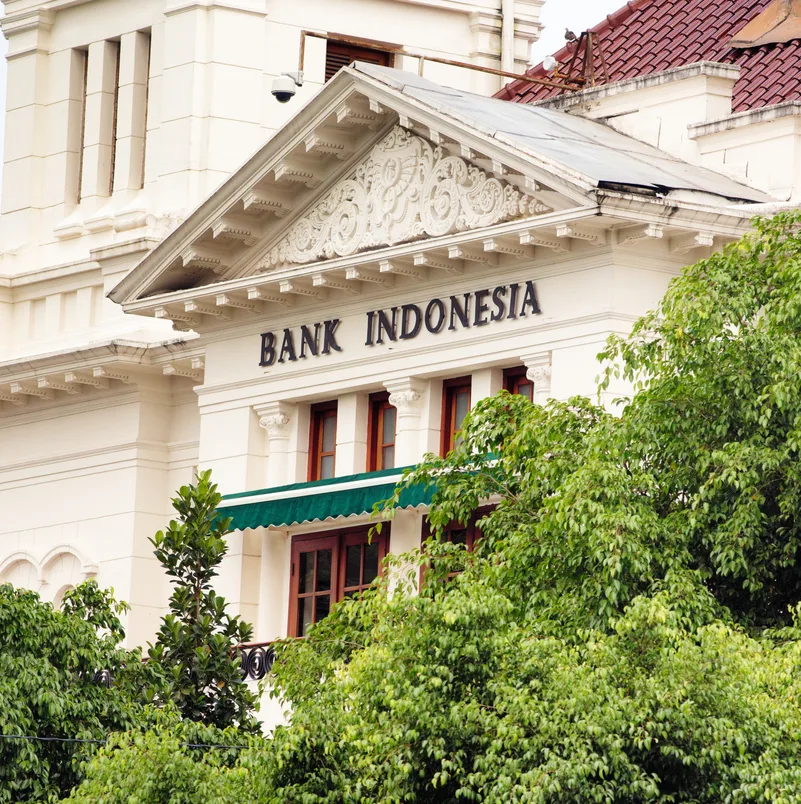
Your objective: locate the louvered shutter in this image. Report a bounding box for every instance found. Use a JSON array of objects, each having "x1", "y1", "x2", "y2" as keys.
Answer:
[{"x1": 325, "y1": 41, "x2": 391, "y2": 82}]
